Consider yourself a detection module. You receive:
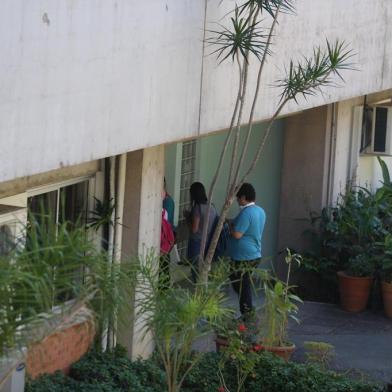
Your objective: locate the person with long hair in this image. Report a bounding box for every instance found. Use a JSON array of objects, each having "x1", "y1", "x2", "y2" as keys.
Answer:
[{"x1": 184, "y1": 182, "x2": 217, "y2": 283}]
